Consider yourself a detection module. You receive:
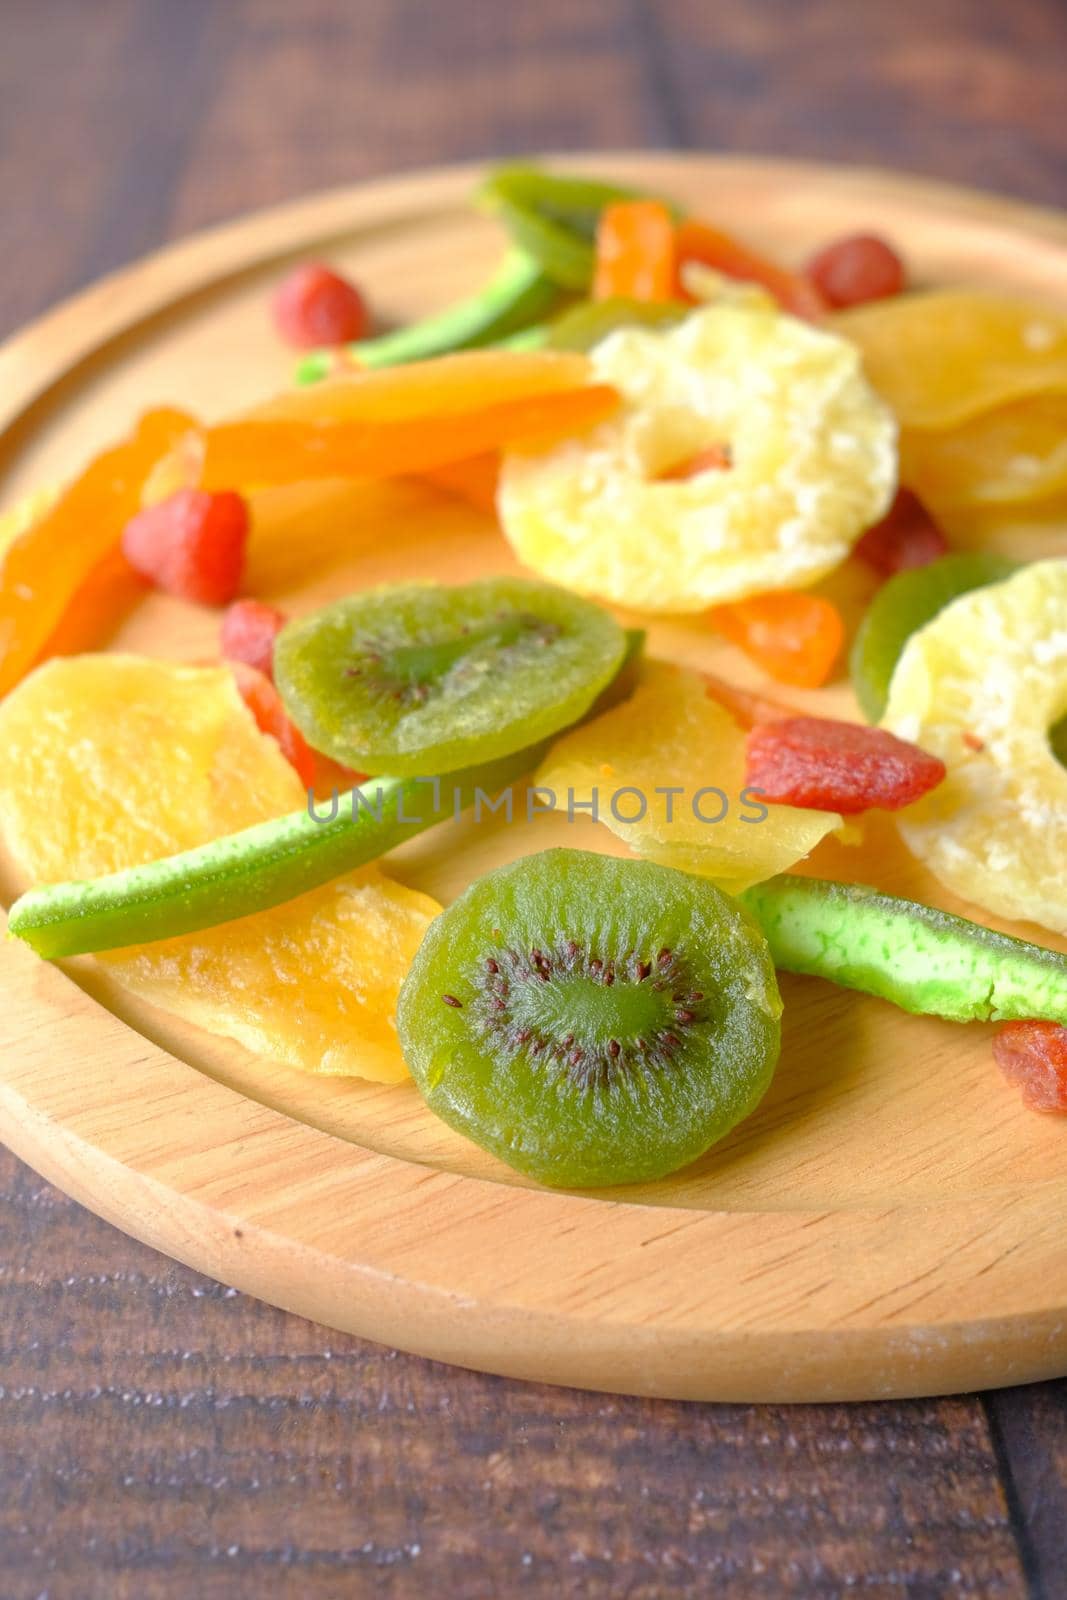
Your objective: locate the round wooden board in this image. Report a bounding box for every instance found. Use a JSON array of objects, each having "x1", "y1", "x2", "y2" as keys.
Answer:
[{"x1": 2, "y1": 154, "x2": 1067, "y2": 1404}]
